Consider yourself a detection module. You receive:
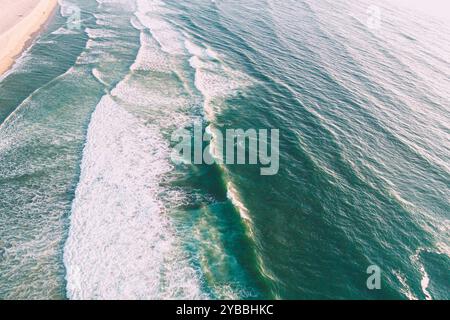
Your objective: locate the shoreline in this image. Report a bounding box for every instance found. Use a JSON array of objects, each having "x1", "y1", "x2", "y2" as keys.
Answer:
[{"x1": 0, "y1": 0, "x2": 59, "y2": 76}]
